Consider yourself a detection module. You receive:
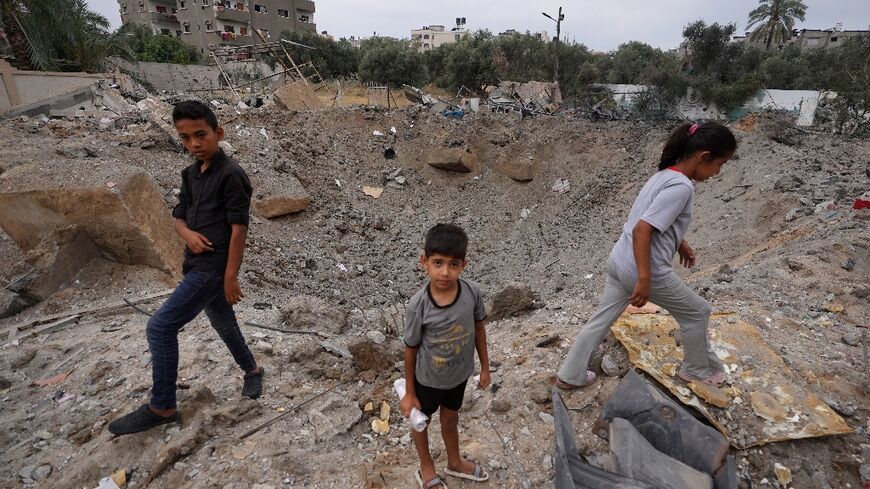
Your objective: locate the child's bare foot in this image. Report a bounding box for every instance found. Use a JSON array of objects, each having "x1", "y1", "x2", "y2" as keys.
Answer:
[
  {"x1": 445, "y1": 458, "x2": 489, "y2": 482},
  {"x1": 415, "y1": 467, "x2": 446, "y2": 488}
]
